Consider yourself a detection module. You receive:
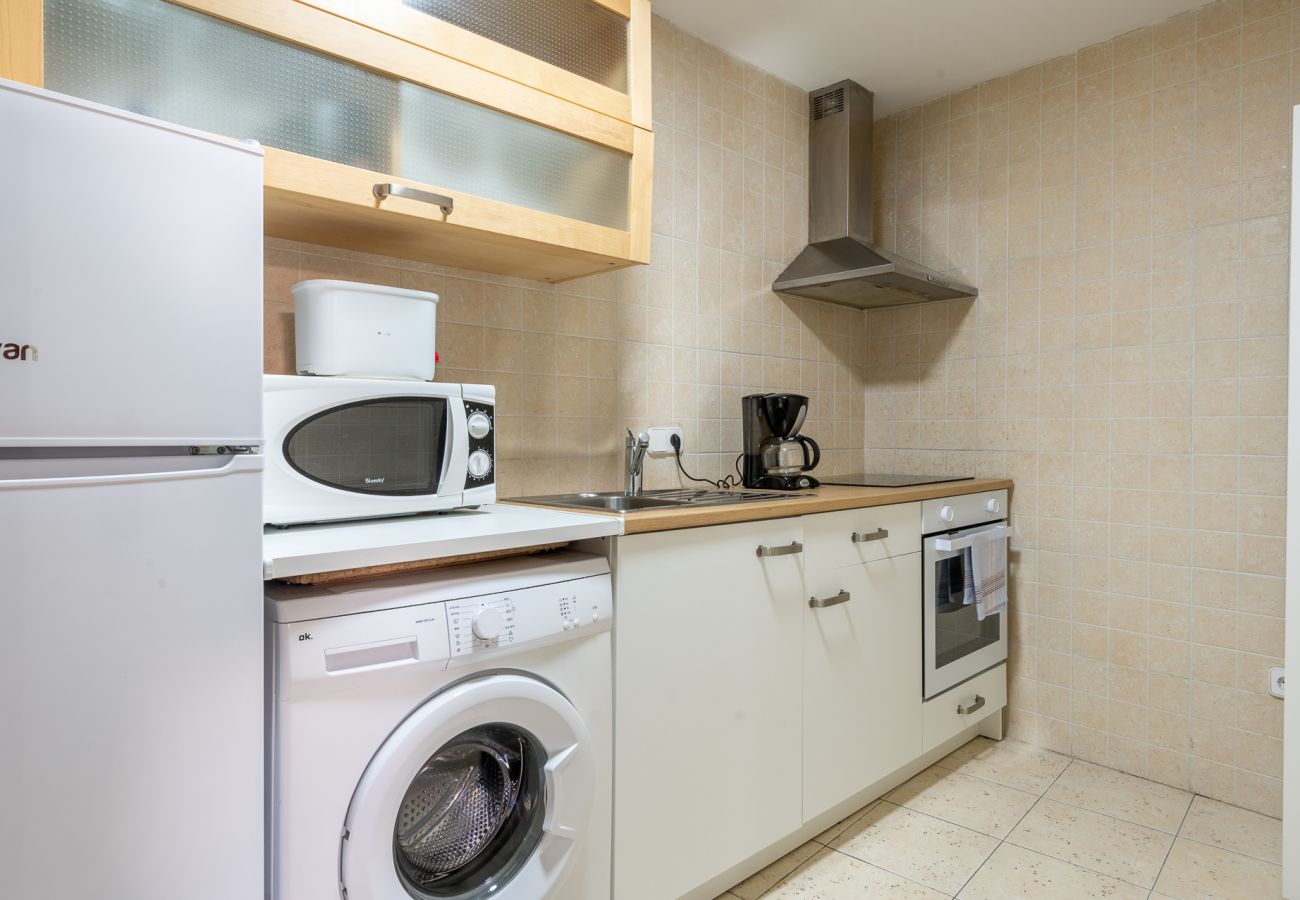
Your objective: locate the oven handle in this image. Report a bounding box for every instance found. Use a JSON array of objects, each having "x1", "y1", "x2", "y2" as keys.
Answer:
[{"x1": 930, "y1": 524, "x2": 1012, "y2": 553}]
